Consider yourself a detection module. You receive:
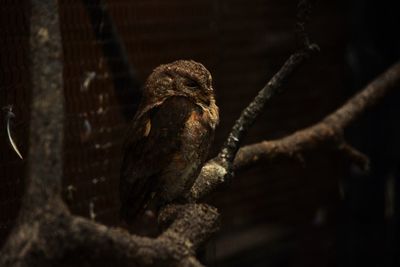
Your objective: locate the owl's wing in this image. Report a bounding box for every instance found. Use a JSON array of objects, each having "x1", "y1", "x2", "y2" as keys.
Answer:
[{"x1": 120, "y1": 96, "x2": 201, "y2": 222}]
